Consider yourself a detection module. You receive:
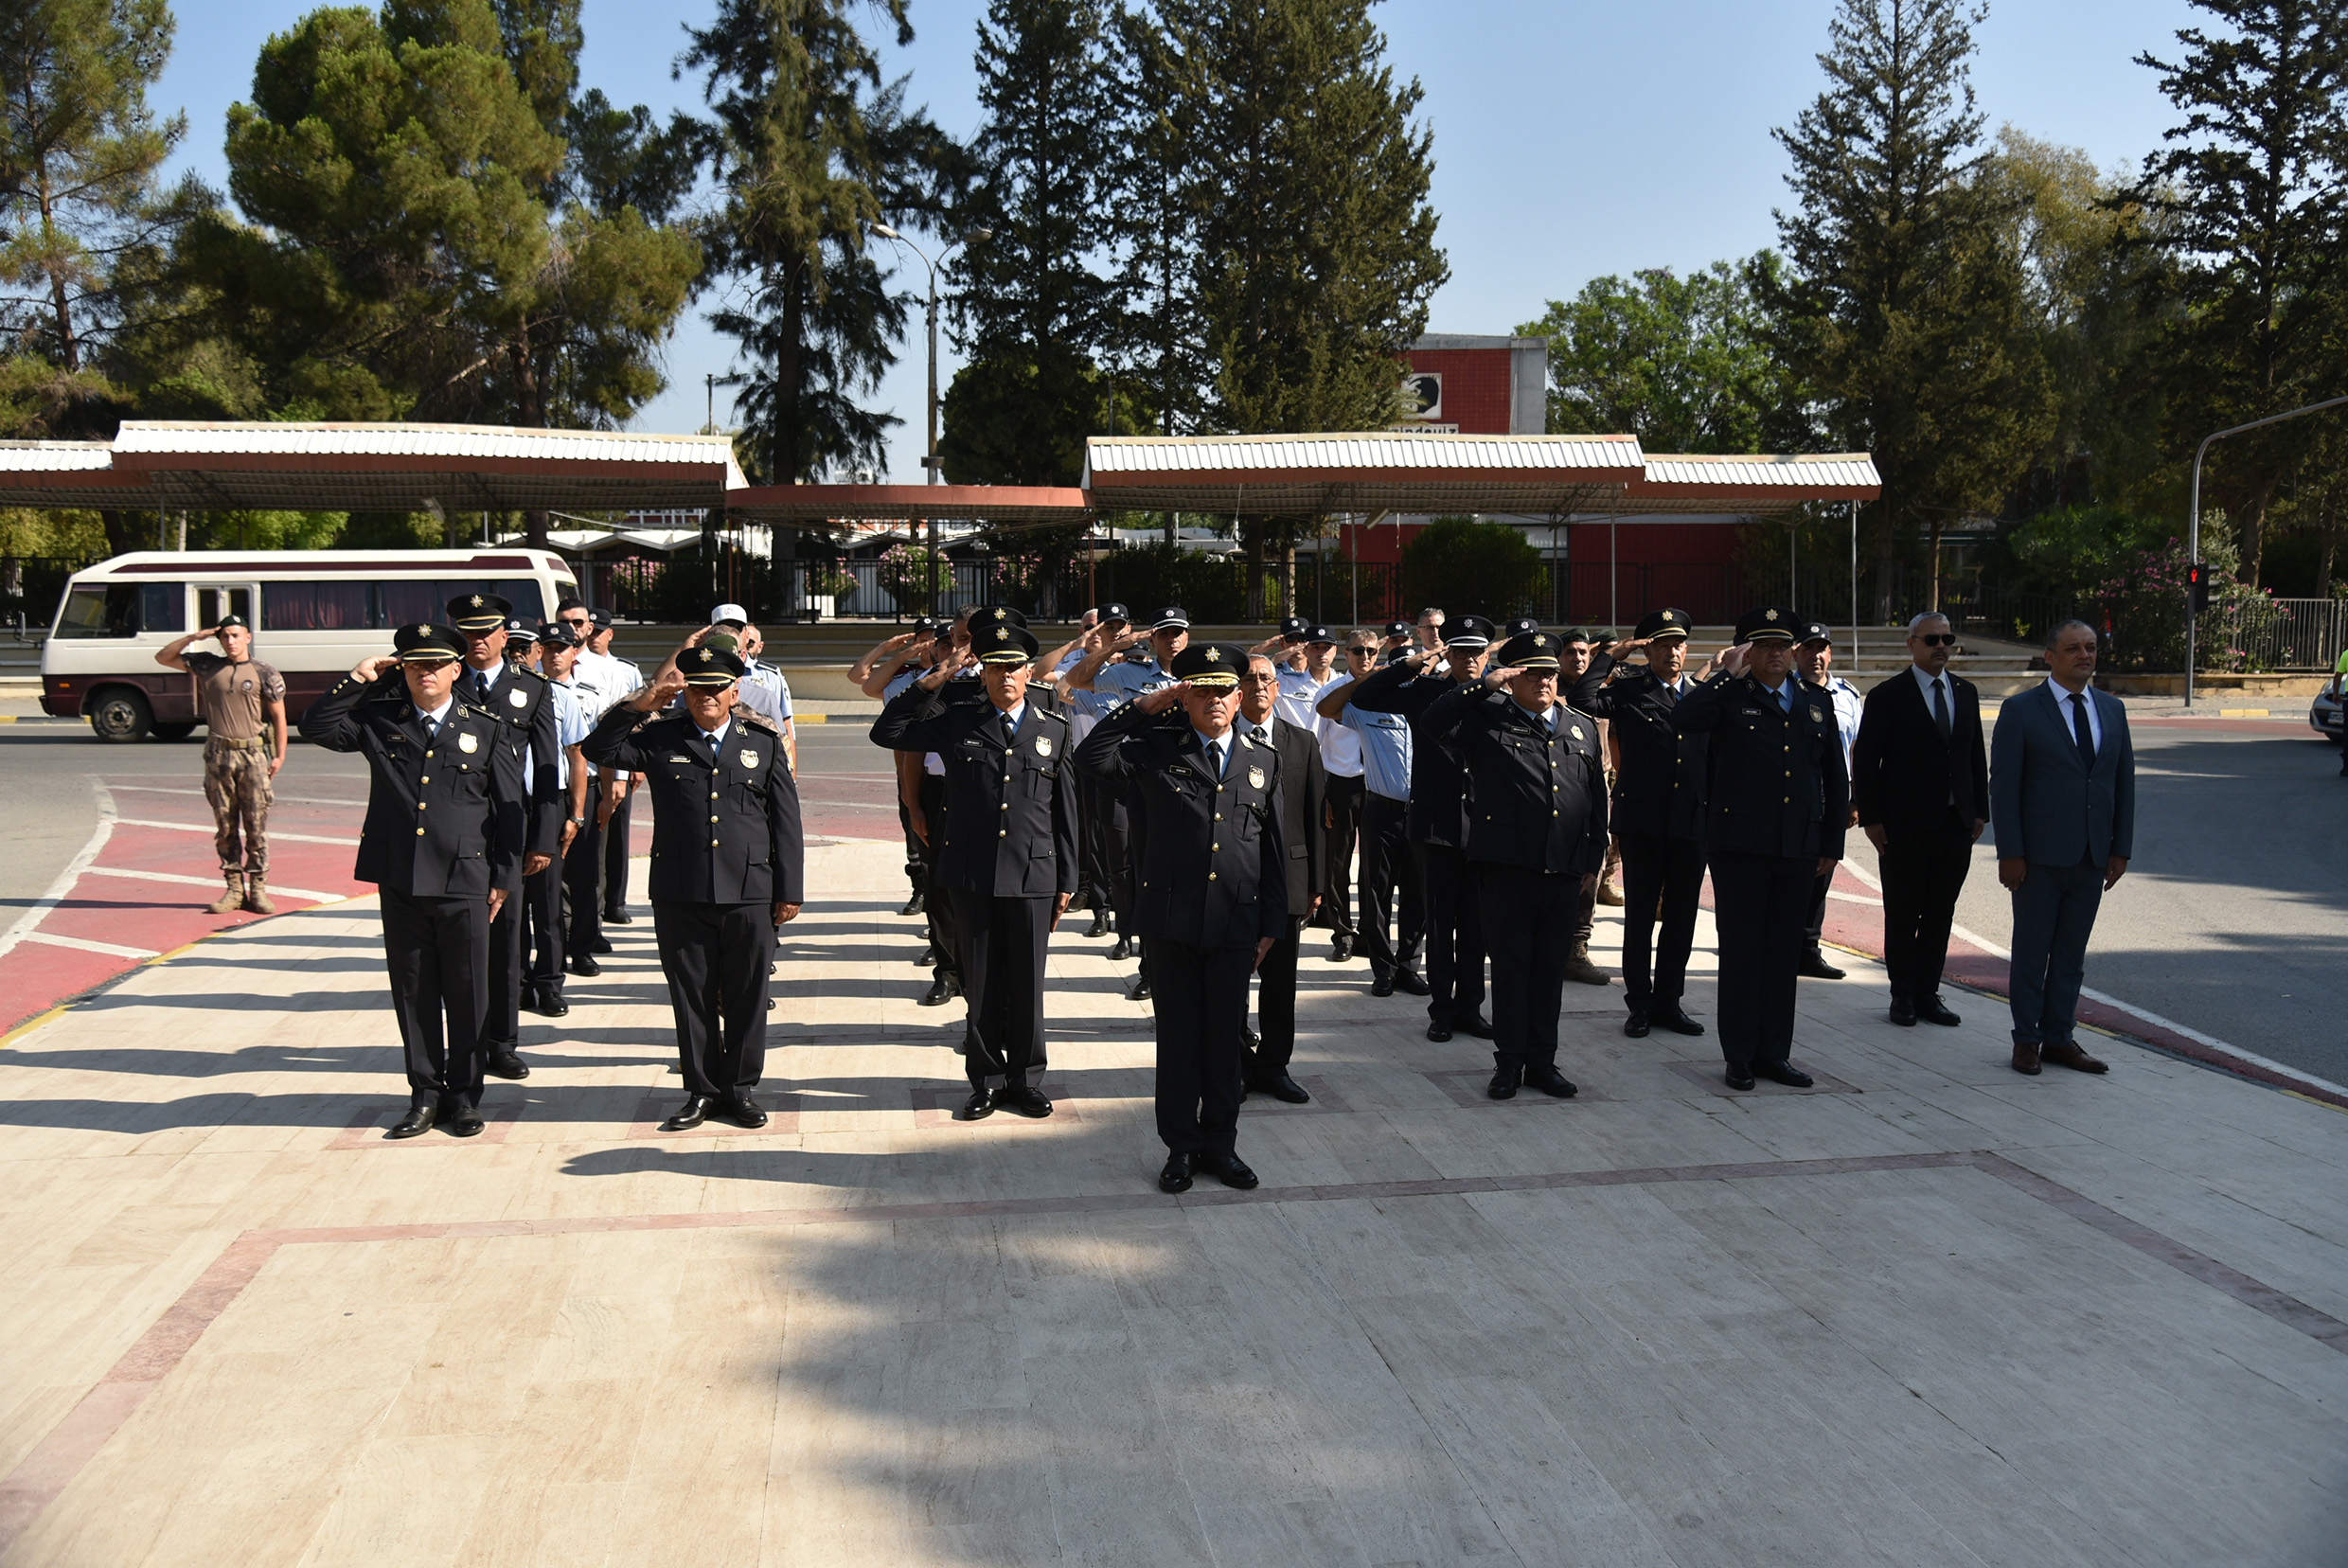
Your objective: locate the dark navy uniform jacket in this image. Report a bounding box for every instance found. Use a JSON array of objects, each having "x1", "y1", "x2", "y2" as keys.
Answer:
[
  {"x1": 299, "y1": 674, "x2": 525, "y2": 898},
  {"x1": 1570, "y1": 651, "x2": 1709, "y2": 841},
  {"x1": 870, "y1": 683, "x2": 1078, "y2": 898},
  {"x1": 1424, "y1": 685, "x2": 1610, "y2": 875},
  {"x1": 1075, "y1": 703, "x2": 1289, "y2": 948},
  {"x1": 458, "y1": 661, "x2": 561, "y2": 857},
  {"x1": 1673, "y1": 671, "x2": 1850, "y2": 860},
  {"x1": 1345, "y1": 661, "x2": 1478, "y2": 846},
  {"x1": 581, "y1": 708, "x2": 805, "y2": 905}
]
